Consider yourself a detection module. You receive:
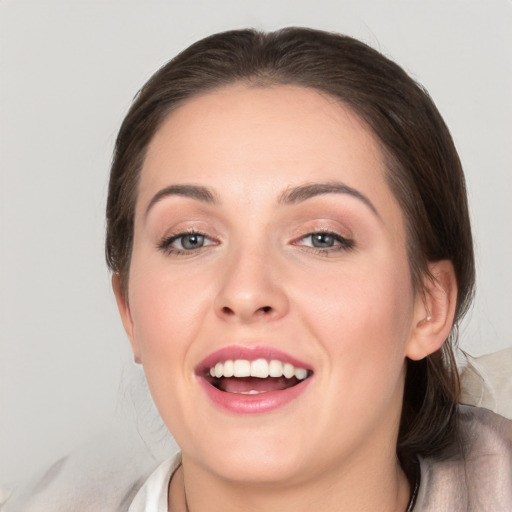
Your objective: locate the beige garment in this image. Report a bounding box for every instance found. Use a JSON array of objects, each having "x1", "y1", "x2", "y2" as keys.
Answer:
[
  {"x1": 460, "y1": 347, "x2": 512, "y2": 419},
  {"x1": 0, "y1": 428, "x2": 165, "y2": 512},
  {"x1": 416, "y1": 405, "x2": 512, "y2": 511}
]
